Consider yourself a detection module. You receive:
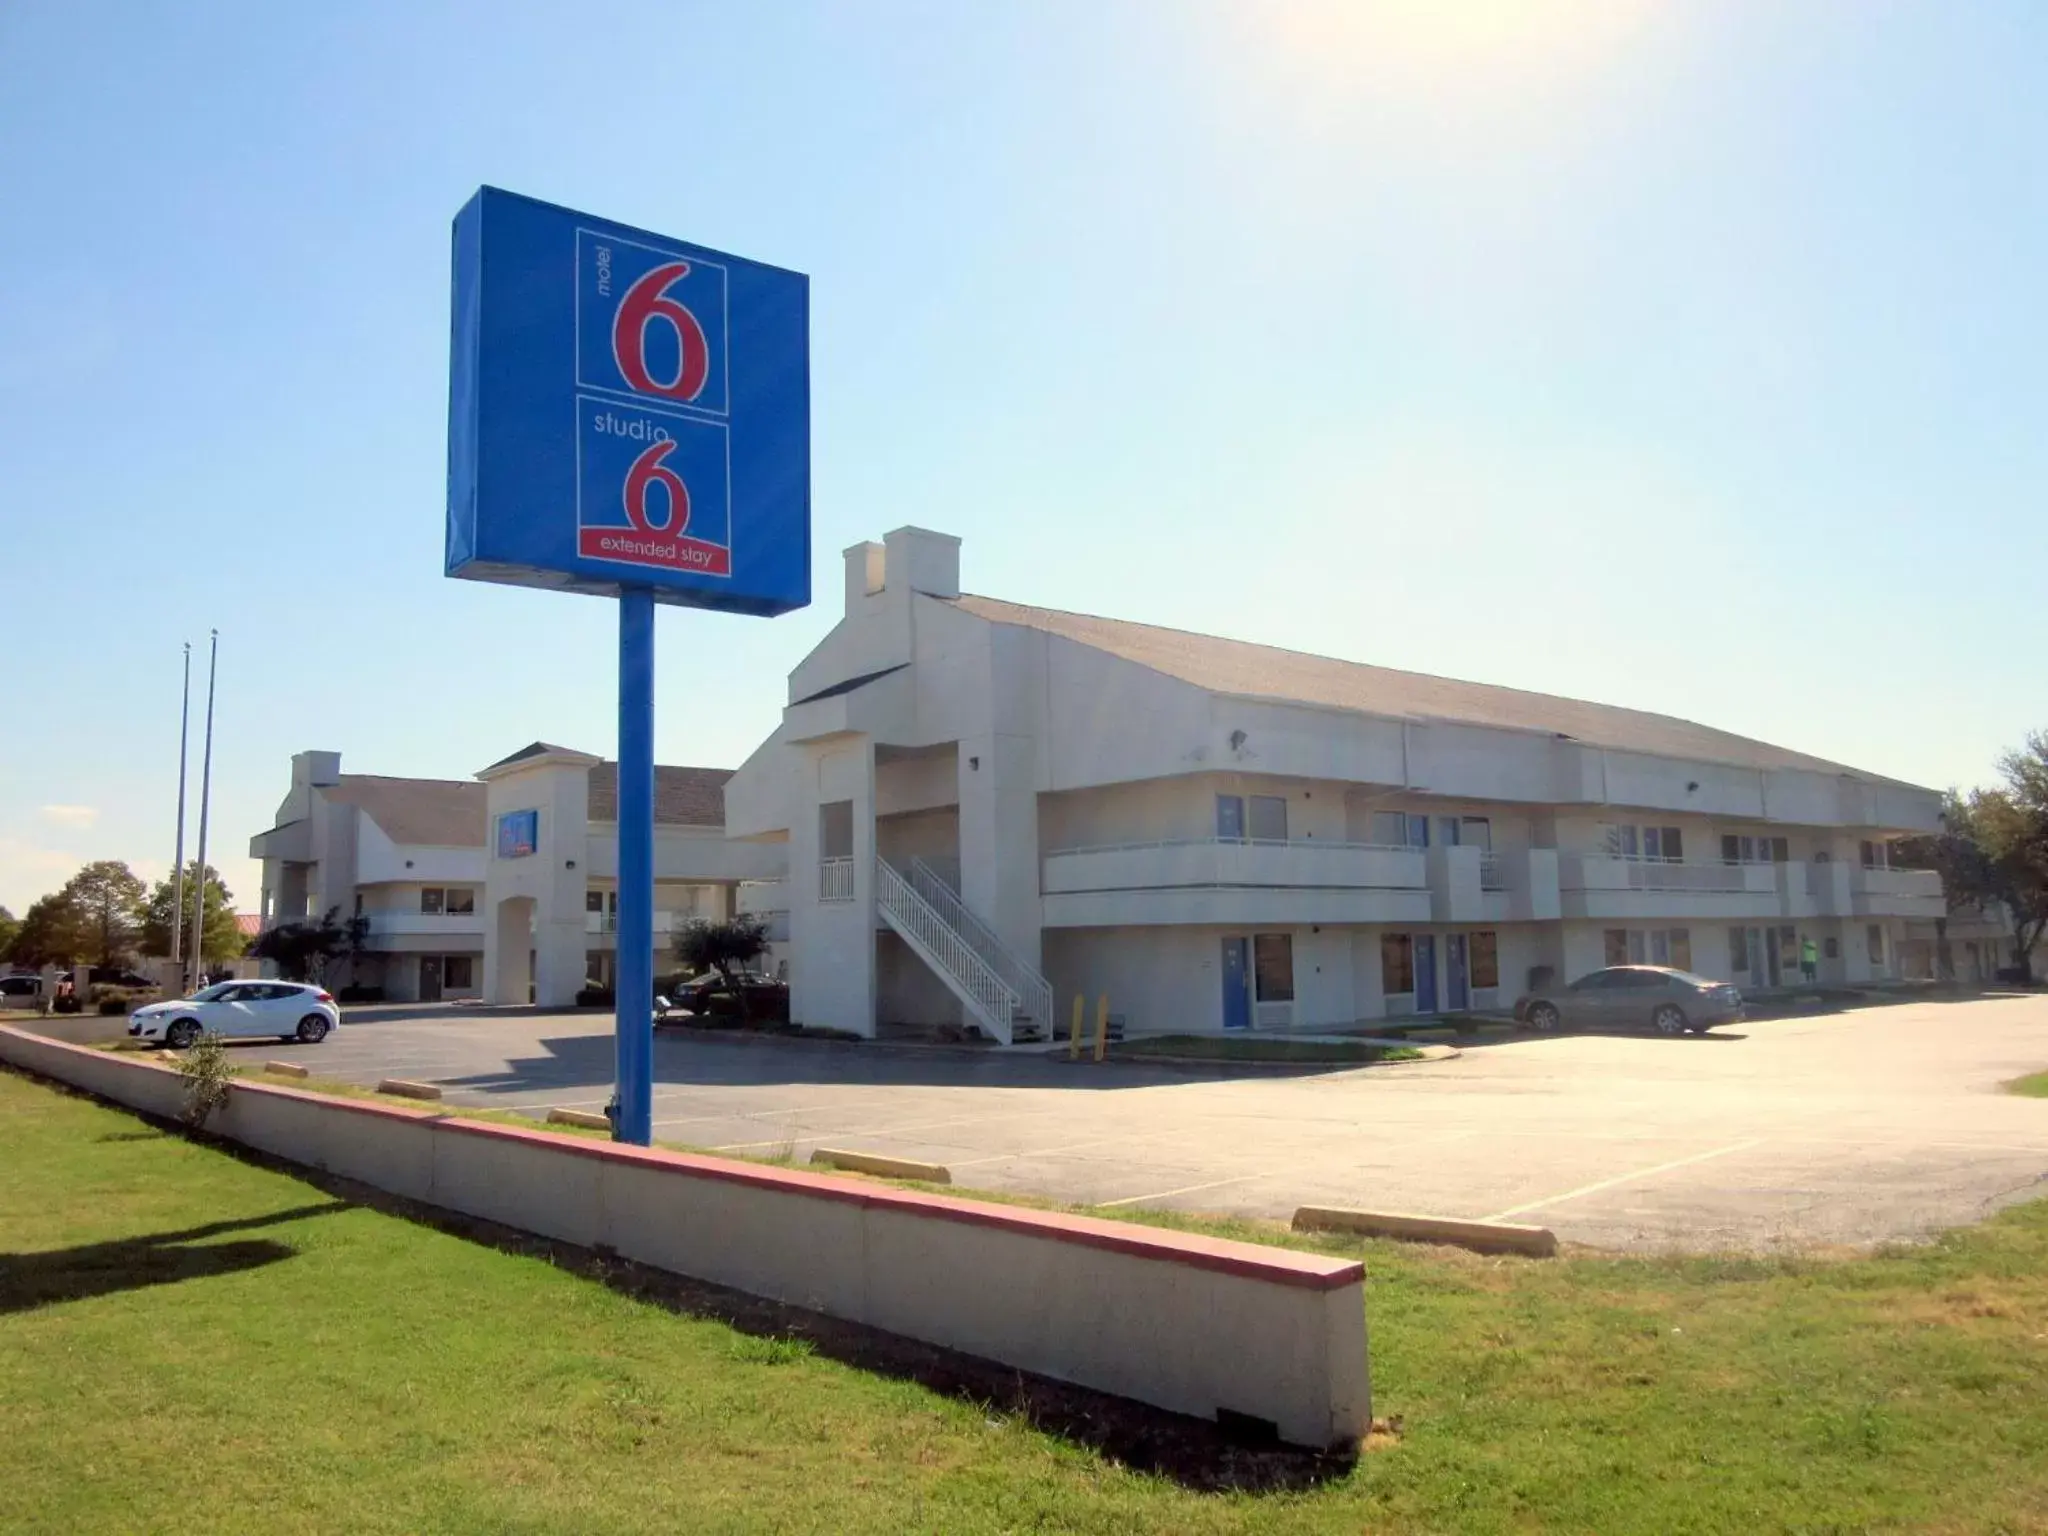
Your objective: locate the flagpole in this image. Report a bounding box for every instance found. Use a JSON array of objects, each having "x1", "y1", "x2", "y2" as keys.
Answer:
[
  {"x1": 190, "y1": 631, "x2": 218, "y2": 984},
  {"x1": 170, "y1": 642, "x2": 192, "y2": 985}
]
